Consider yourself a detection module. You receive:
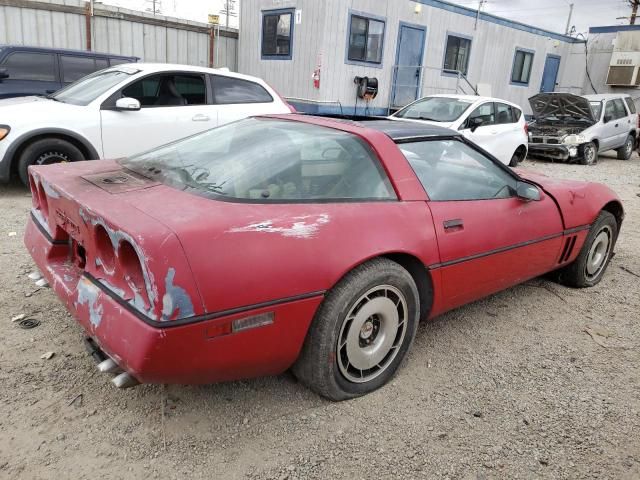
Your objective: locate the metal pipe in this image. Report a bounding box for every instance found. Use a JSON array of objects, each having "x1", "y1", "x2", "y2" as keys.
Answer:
[
  {"x1": 97, "y1": 358, "x2": 120, "y2": 374},
  {"x1": 112, "y1": 372, "x2": 140, "y2": 389}
]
